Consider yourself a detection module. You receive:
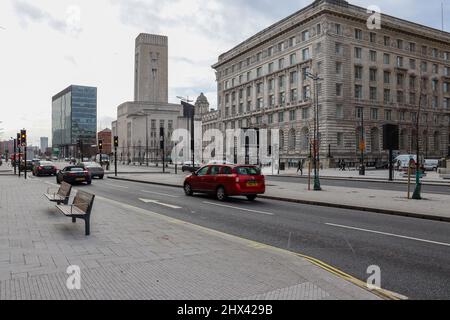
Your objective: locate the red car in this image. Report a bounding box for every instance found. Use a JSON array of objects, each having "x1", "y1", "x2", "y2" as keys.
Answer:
[
  {"x1": 33, "y1": 161, "x2": 57, "y2": 176},
  {"x1": 183, "y1": 165, "x2": 265, "y2": 201}
]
